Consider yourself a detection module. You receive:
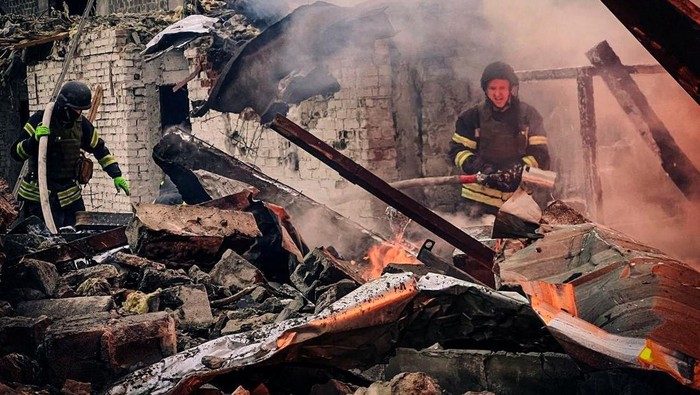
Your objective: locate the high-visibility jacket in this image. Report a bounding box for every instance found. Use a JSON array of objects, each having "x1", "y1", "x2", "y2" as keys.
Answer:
[
  {"x1": 449, "y1": 99, "x2": 550, "y2": 208},
  {"x1": 11, "y1": 111, "x2": 122, "y2": 207}
]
